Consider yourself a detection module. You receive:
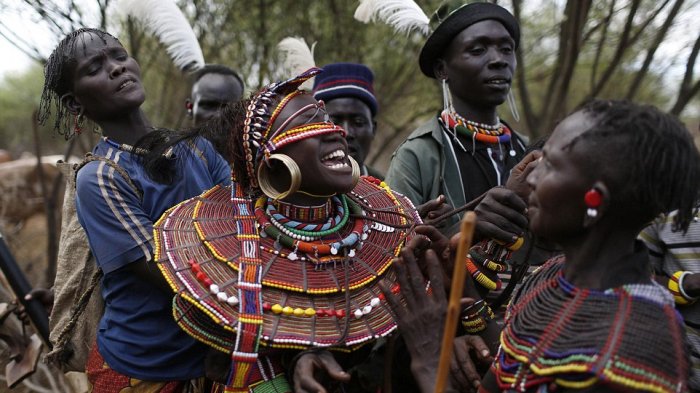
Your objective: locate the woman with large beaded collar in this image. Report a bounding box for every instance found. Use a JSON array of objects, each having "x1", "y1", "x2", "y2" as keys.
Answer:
[
  {"x1": 150, "y1": 68, "x2": 420, "y2": 392},
  {"x1": 381, "y1": 100, "x2": 700, "y2": 393}
]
